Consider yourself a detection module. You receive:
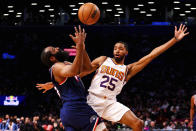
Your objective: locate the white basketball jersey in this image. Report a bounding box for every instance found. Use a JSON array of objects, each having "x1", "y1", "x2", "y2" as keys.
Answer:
[{"x1": 88, "y1": 57, "x2": 128, "y2": 100}]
